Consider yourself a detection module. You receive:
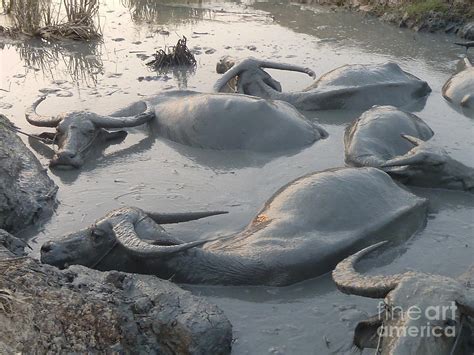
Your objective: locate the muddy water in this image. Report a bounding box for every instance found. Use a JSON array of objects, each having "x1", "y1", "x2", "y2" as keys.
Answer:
[{"x1": 1, "y1": 0, "x2": 473, "y2": 353}]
